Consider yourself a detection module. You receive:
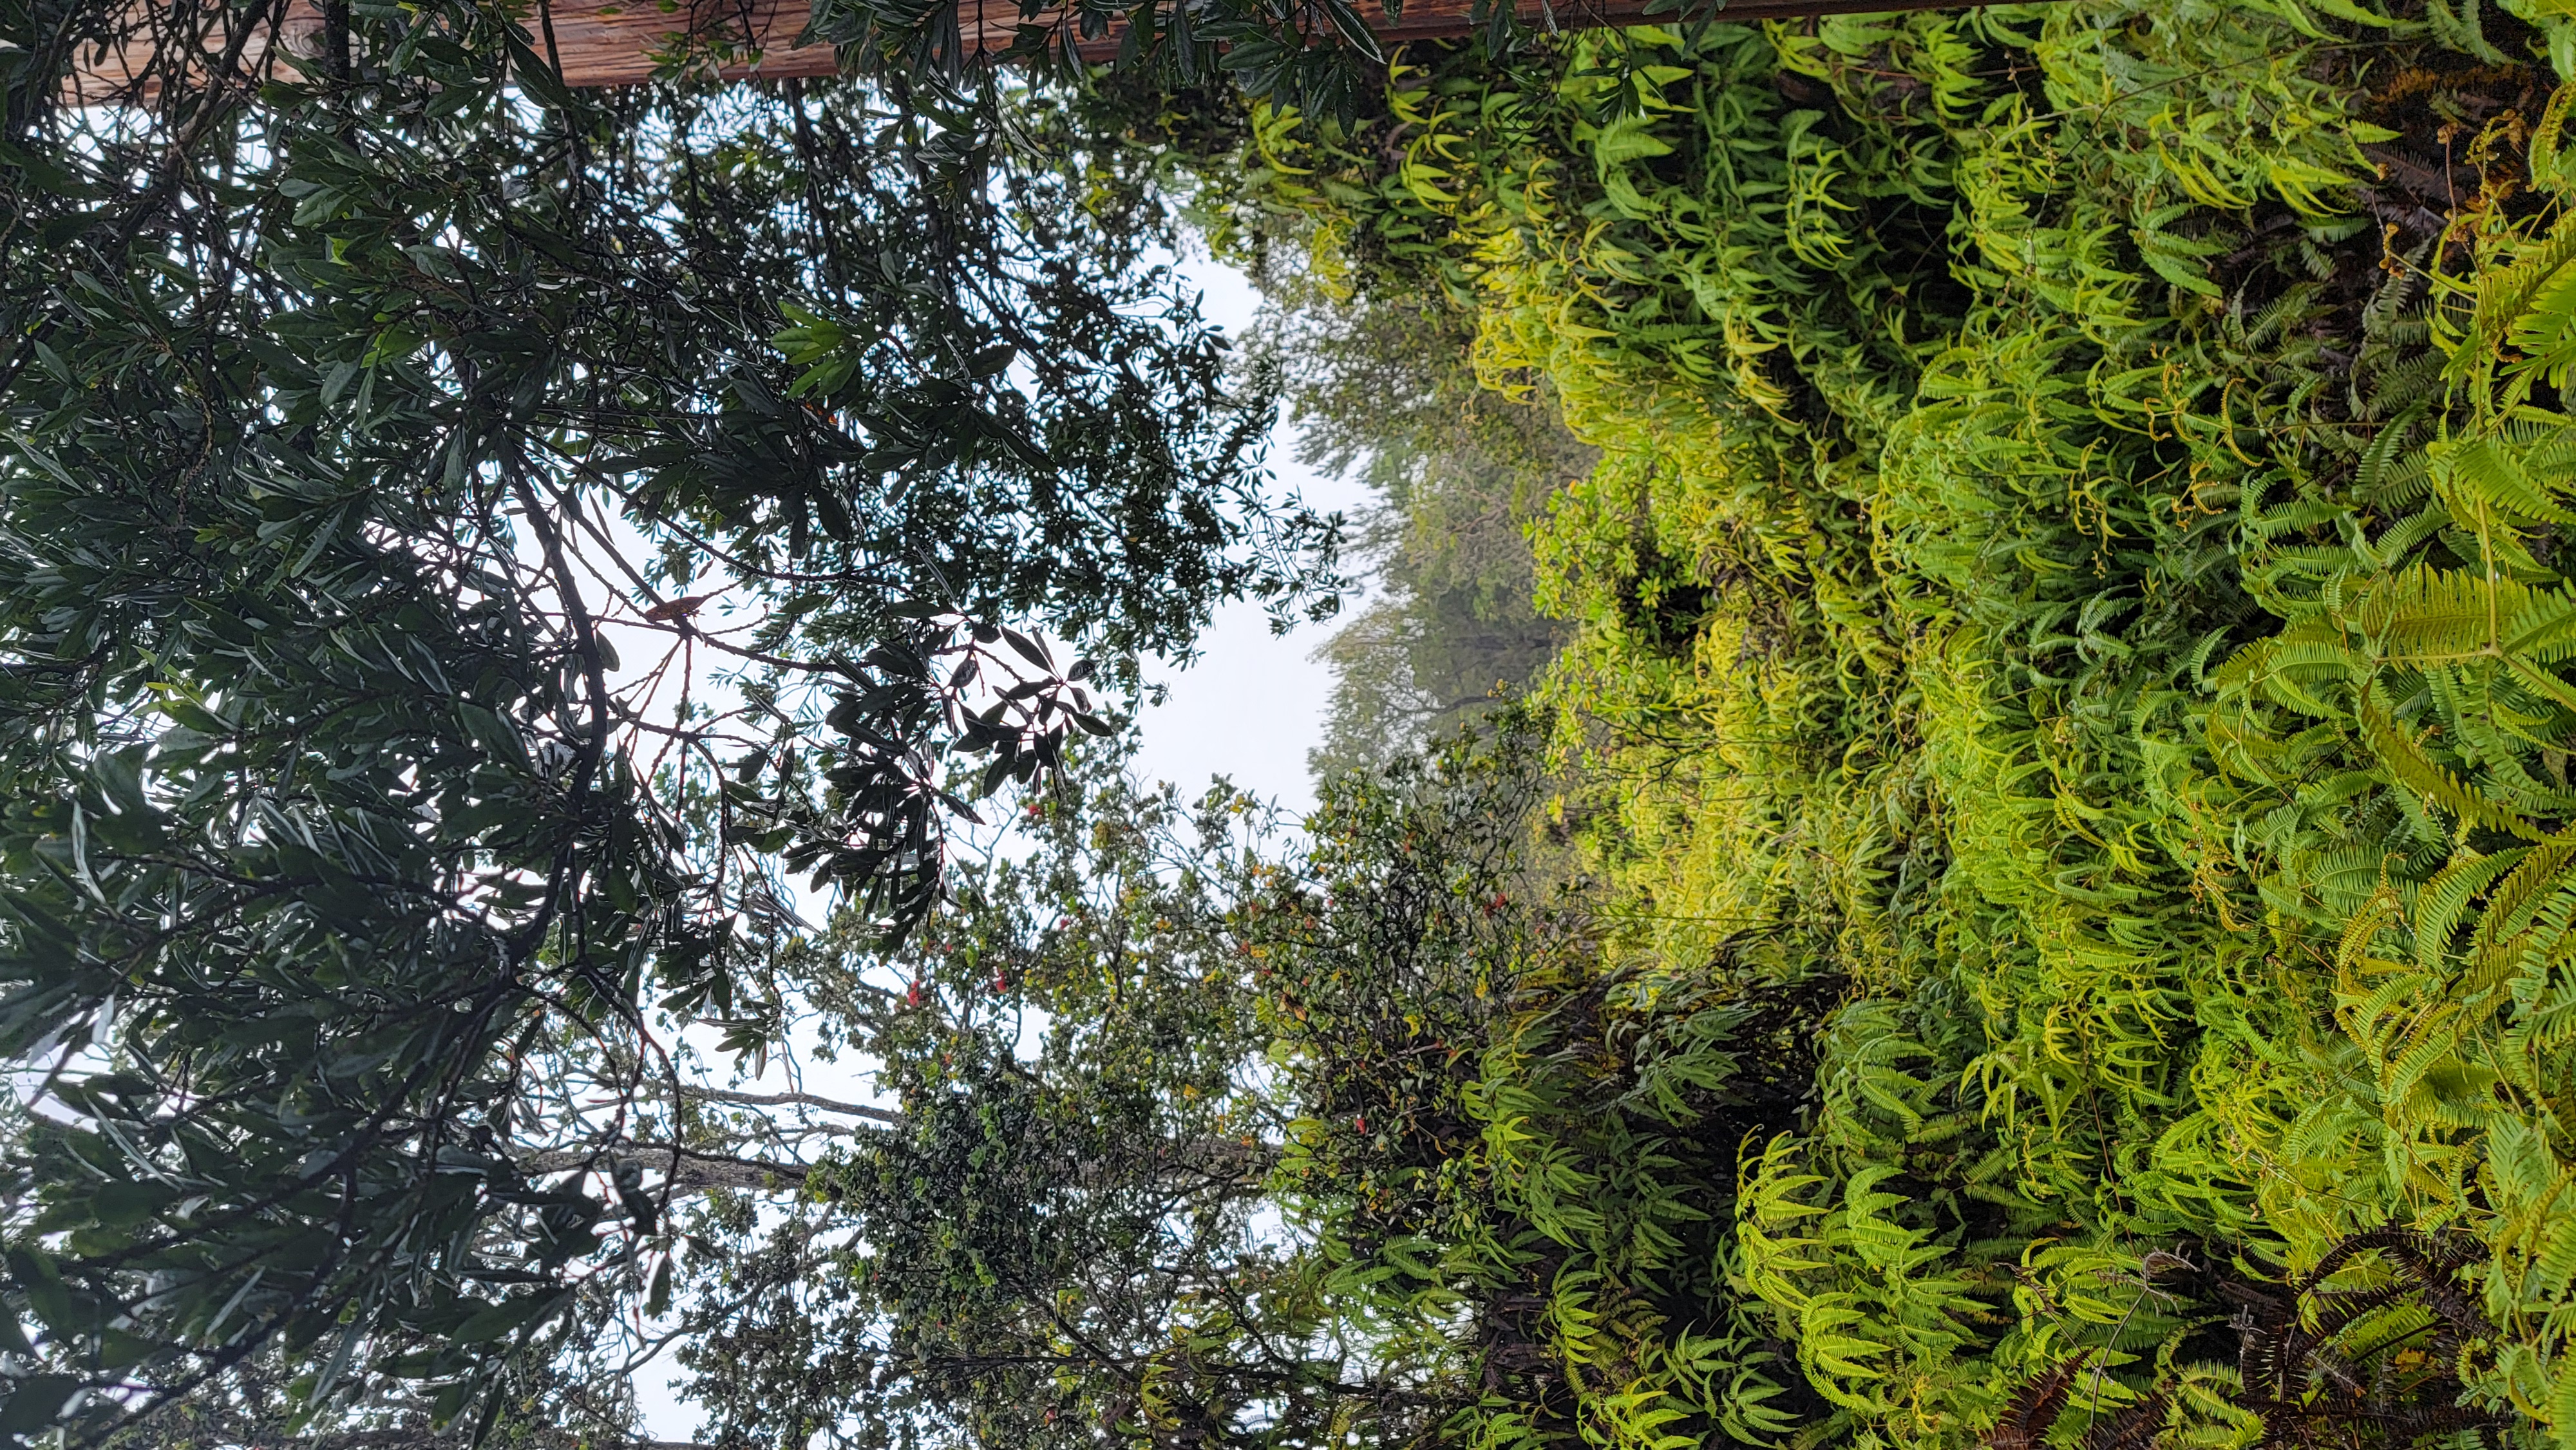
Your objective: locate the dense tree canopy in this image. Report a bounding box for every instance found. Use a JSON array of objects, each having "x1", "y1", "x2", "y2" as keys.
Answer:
[{"x1": 0, "y1": 1, "x2": 1347, "y2": 1440}]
